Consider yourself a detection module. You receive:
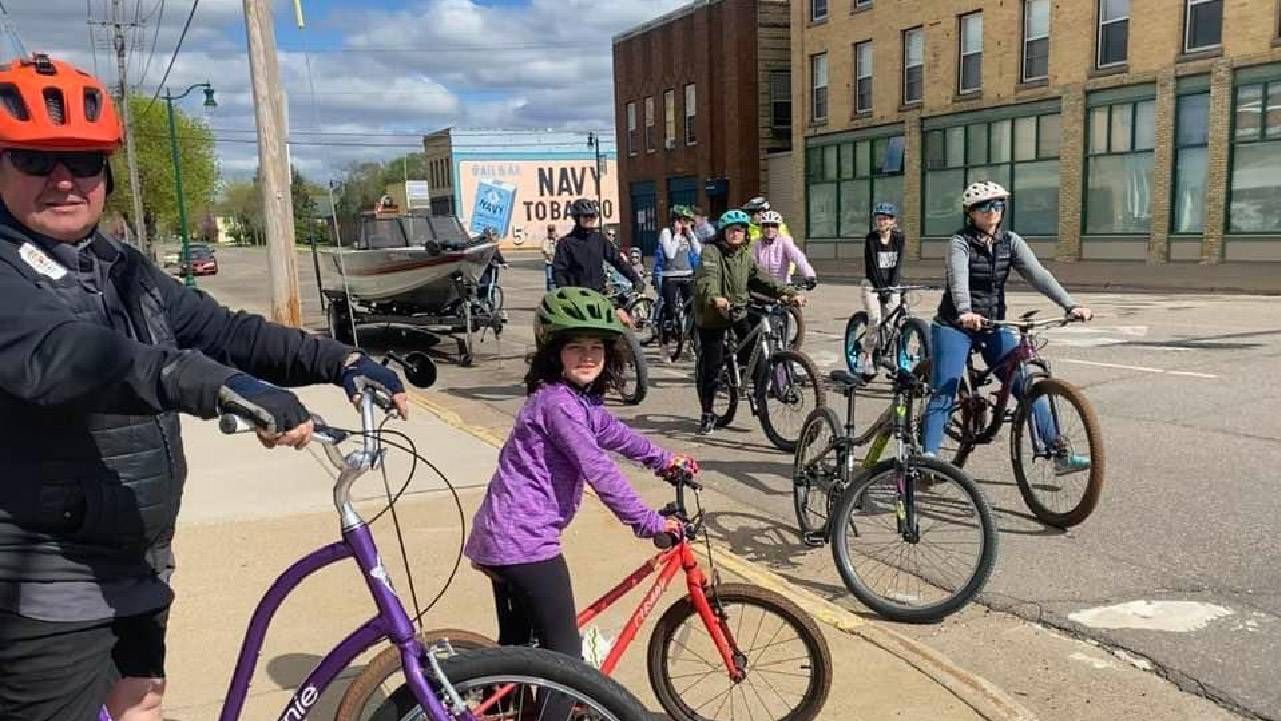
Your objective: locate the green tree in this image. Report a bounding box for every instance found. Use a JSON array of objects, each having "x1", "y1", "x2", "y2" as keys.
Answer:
[
  {"x1": 216, "y1": 178, "x2": 264, "y2": 246},
  {"x1": 332, "y1": 152, "x2": 430, "y2": 241},
  {"x1": 107, "y1": 94, "x2": 218, "y2": 242}
]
